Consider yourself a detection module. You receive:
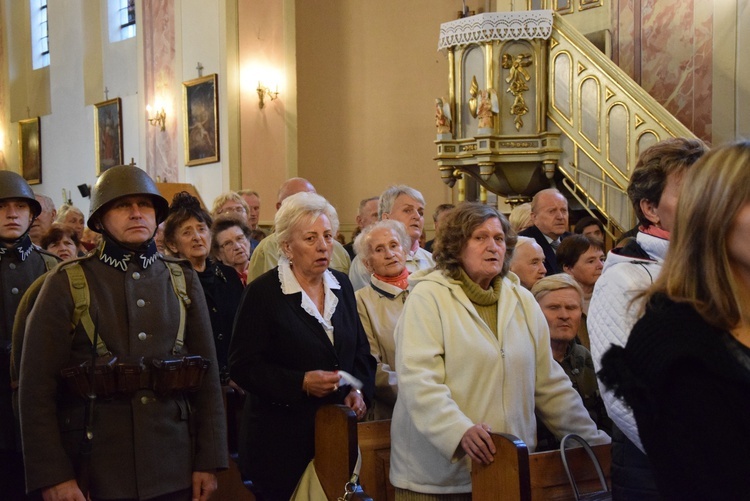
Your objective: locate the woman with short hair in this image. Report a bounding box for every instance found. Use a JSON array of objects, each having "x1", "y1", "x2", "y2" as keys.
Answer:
[
  {"x1": 600, "y1": 141, "x2": 750, "y2": 499},
  {"x1": 163, "y1": 192, "x2": 243, "y2": 385},
  {"x1": 40, "y1": 223, "x2": 81, "y2": 261},
  {"x1": 354, "y1": 219, "x2": 411, "y2": 419},
  {"x1": 229, "y1": 192, "x2": 375, "y2": 500},
  {"x1": 390, "y1": 202, "x2": 608, "y2": 499}
]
